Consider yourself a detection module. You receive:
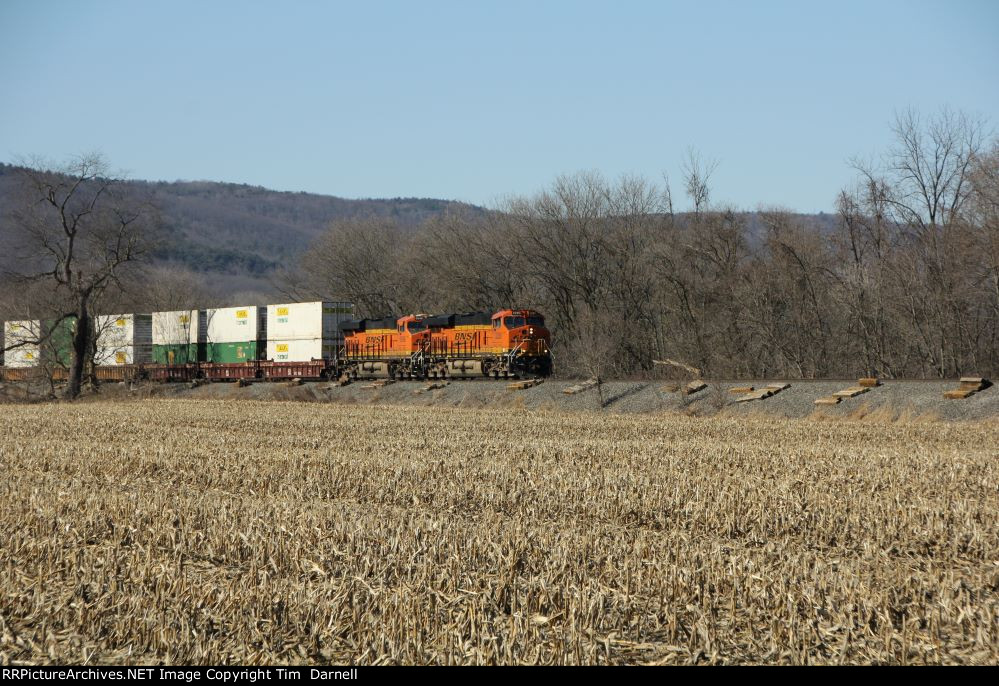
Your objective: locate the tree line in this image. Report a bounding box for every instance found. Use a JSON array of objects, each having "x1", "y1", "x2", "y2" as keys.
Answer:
[{"x1": 283, "y1": 109, "x2": 999, "y2": 379}]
